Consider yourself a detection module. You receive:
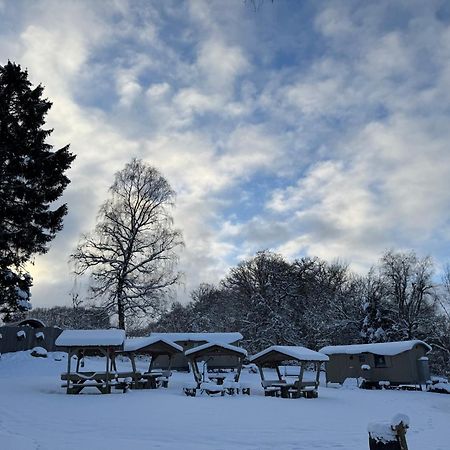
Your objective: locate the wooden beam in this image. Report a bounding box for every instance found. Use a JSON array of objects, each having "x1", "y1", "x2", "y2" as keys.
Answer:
[
  {"x1": 258, "y1": 365, "x2": 265, "y2": 381},
  {"x1": 275, "y1": 365, "x2": 283, "y2": 381},
  {"x1": 315, "y1": 362, "x2": 321, "y2": 387},
  {"x1": 235, "y1": 357, "x2": 243, "y2": 382},
  {"x1": 66, "y1": 348, "x2": 72, "y2": 394},
  {"x1": 299, "y1": 362, "x2": 305, "y2": 383},
  {"x1": 105, "y1": 347, "x2": 110, "y2": 394}
]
